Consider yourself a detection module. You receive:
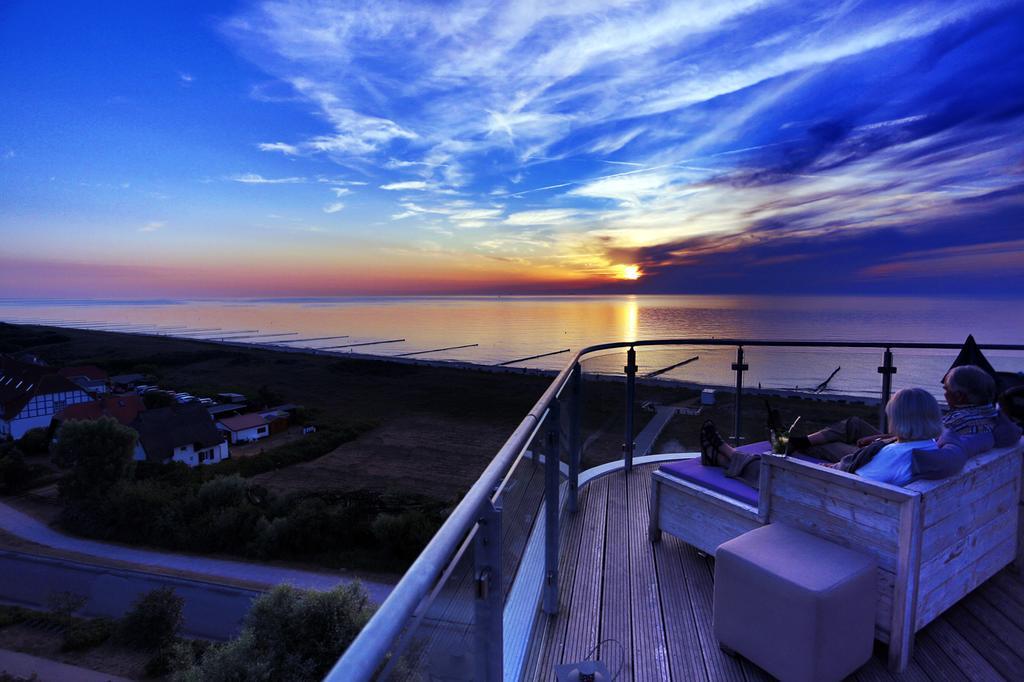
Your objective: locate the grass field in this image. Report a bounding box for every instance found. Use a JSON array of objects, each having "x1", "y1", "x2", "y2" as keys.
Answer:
[{"x1": 0, "y1": 323, "x2": 671, "y2": 500}]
